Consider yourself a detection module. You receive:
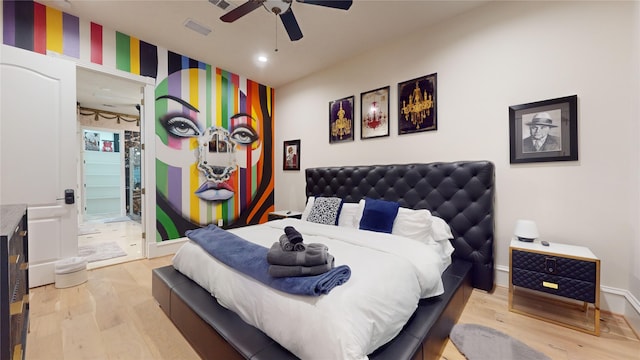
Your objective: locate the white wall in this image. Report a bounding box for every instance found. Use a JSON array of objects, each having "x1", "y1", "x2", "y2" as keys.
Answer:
[
  {"x1": 629, "y1": 0, "x2": 640, "y2": 333},
  {"x1": 275, "y1": 1, "x2": 640, "y2": 315}
]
